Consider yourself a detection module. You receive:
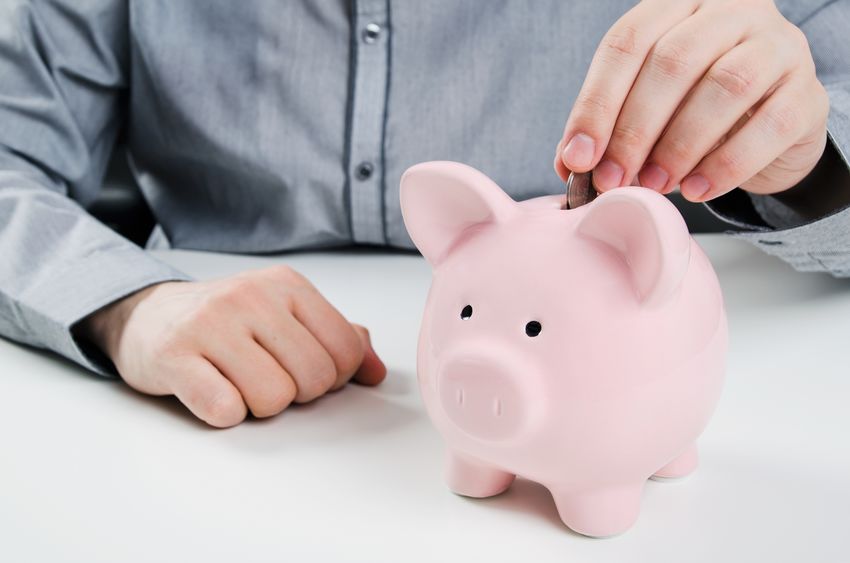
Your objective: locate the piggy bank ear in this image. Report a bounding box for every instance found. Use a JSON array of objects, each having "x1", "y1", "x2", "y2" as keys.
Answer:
[
  {"x1": 400, "y1": 161, "x2": 515, "y2": 265},
  {"x1": 577, "y1": 188, "x2": 691, "y2": 306}
]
